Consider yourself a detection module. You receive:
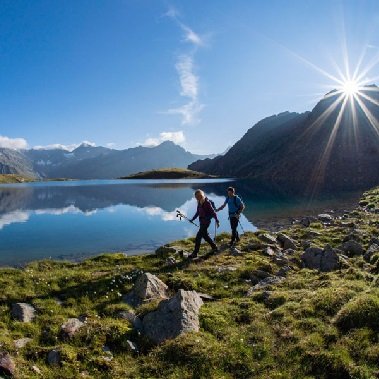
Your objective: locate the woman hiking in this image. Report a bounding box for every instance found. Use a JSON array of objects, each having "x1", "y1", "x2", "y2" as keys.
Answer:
[{"x1": 189, "y1": 189, "x2": 220, "y2": 259}]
